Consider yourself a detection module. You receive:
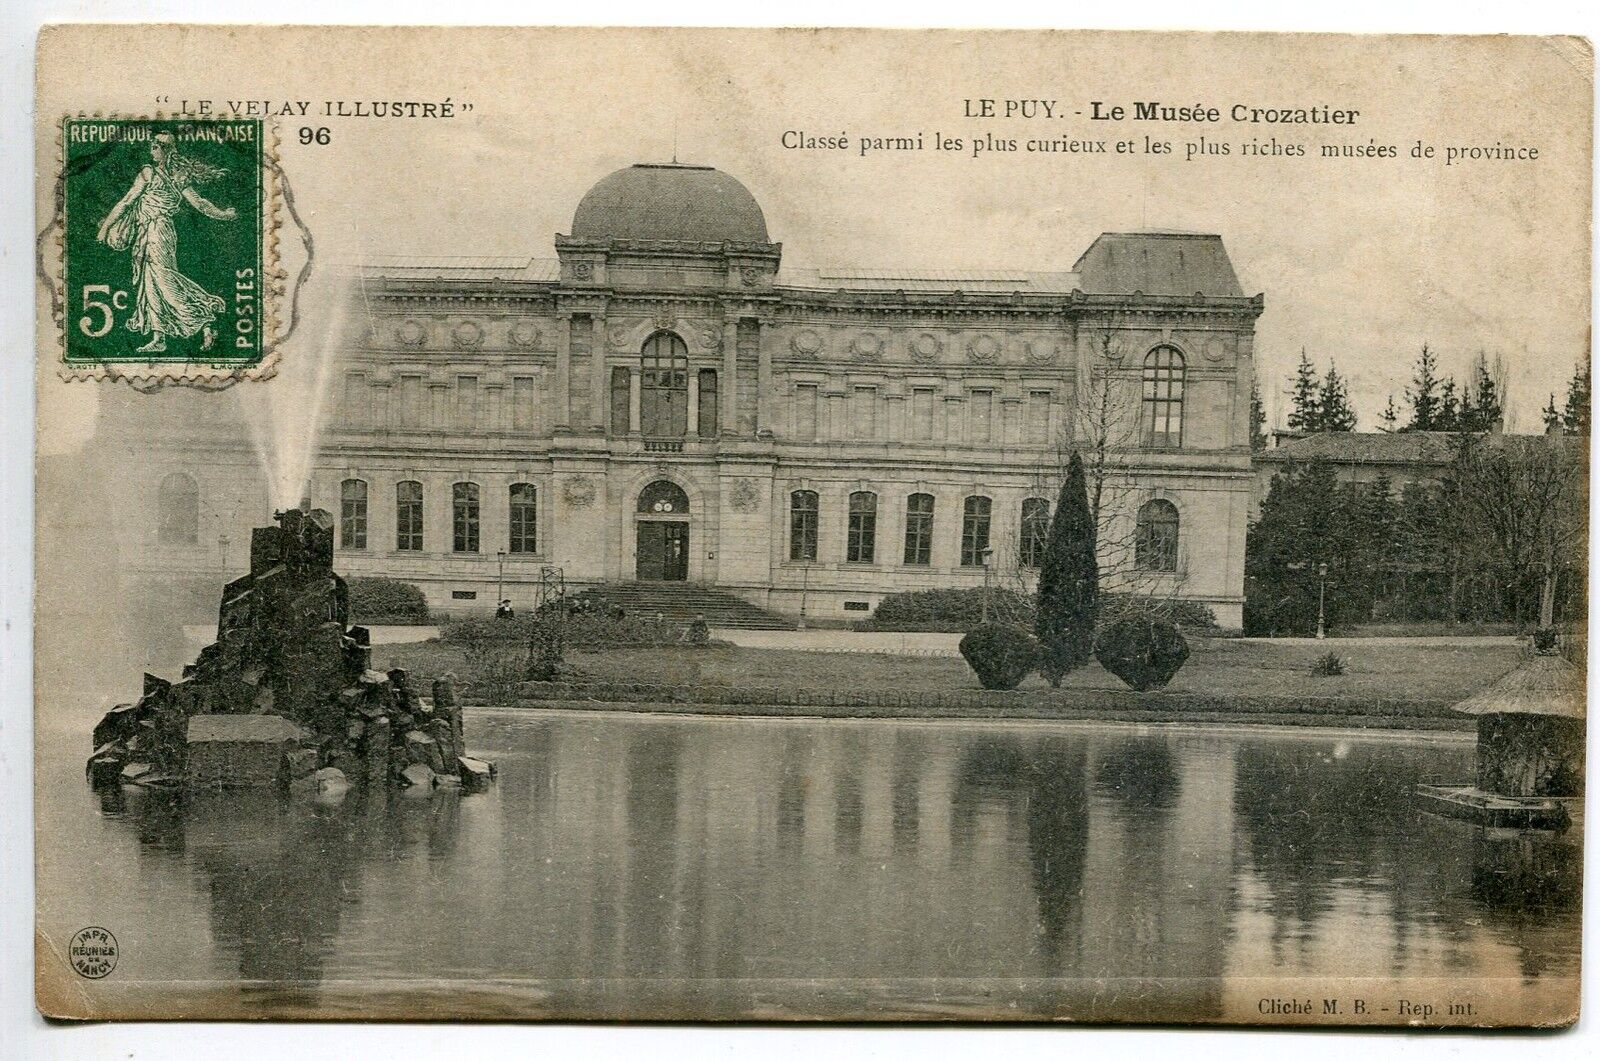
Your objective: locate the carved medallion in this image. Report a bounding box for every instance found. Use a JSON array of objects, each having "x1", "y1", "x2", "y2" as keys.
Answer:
[
  {"x1": 966, "y1": 334, "x2": 1001, "y2": 364},
  {"x1": 790, "y1": 328, "x2": 824, "y2": 357},
  {"x1": 1100, "y1": 332, "x2": 1131, "y2": 362},
  {"x1": 1024, "y1": 340, "x2": 1060, "y2": 365},
  {"x1": 561, "y1": 476, "x2": 597, "y2": 508},
  {"x1": 701, "y1": 325, "x2": 724, "y2": 353},
  {"x1": 571, "y1": 261, "x2": 595, "y2": 281},
  {"x1": 607, "y1": 323, "x2": 633, "y2": 349},
  {"x1": 451, "y1": 320, "x2": 485, "y2": 349},
  {"x1": 739, "y1": 264, "x2": 765, "y2": 287},
  {"x1": 508, "y1": 320, "x2": 542, "y2": 349},
  {"x1": 909, "y1": 332, "x2": 943, "y2": 362},
  {"x1": 728, "y1": 478, "x2": 761, "y2": 513},
  {"x1": 1204, "y1": 336, "x2": 1229, "y2": 362},
  {"x1": 396, "y1": 319, "x2": 428, "y2": 348},
  {"x1": 850, "y1": 332, "x2": 885, "y2": 362}
]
